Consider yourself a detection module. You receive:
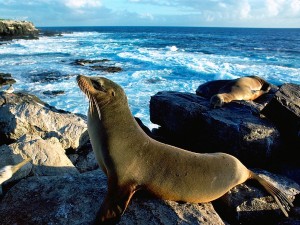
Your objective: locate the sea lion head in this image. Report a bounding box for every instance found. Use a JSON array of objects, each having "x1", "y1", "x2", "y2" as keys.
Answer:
[
  {"x1": 210, "y1": 94, "x2": 224, "y2": 108},
  {"x1": 76, "y1": 75, "x2": 127, "y2": 117}
]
